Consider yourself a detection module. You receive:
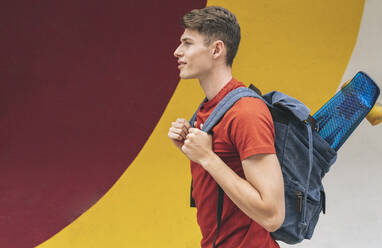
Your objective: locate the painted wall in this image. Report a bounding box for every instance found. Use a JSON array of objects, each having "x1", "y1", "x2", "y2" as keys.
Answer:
[
  {"x1": 0, "y1": 1, "x2": 206, "y2": 247},
  {"x1": 1, "y1": 0, "x2": 381, "y2": 247}
]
